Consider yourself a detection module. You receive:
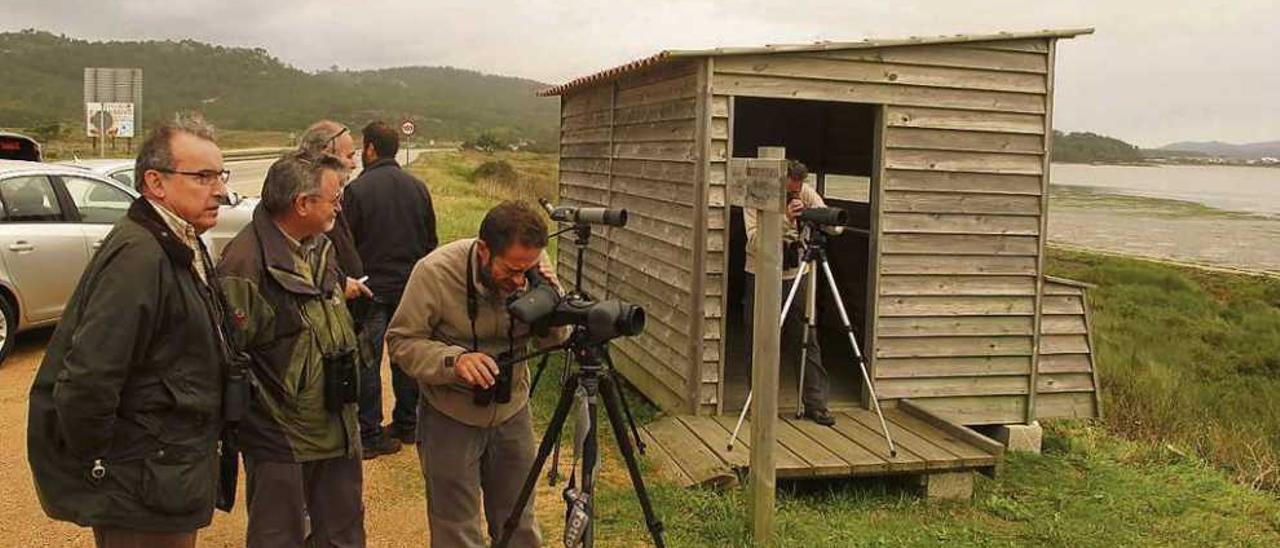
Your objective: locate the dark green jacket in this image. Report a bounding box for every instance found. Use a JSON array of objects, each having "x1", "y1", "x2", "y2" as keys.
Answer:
[
  {"x1": 27, "y1": 199, "x2": 229, "y2": 532},
  {"x1": 216, "y1": 204, "x2": 360, "y2": 462}
]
